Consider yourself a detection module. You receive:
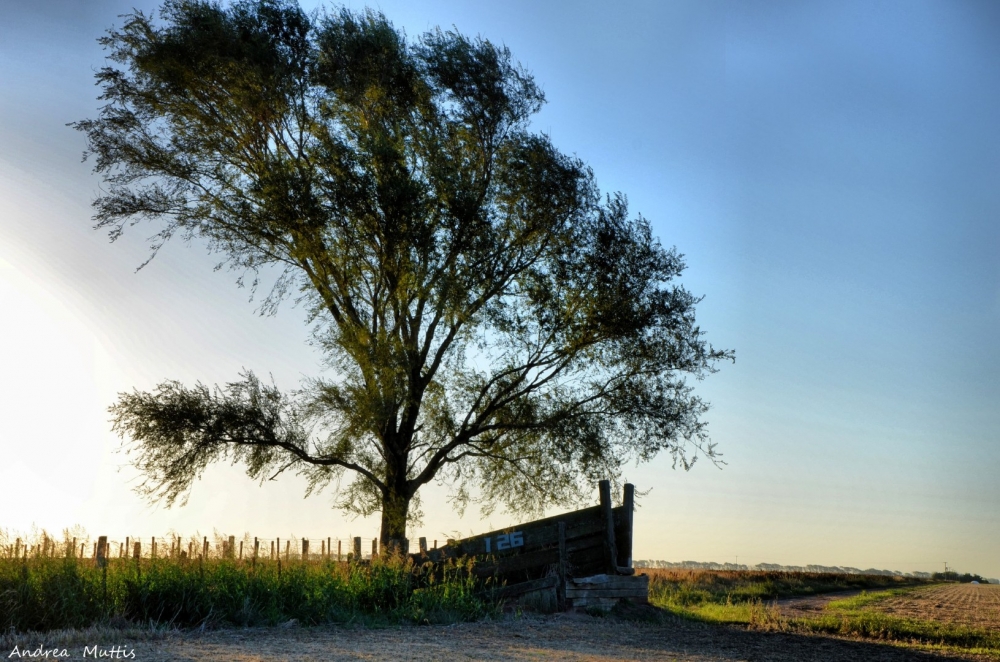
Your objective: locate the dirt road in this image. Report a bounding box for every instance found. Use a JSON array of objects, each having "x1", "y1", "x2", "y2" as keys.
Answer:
[{"x1": 81, "y1": 611, "x2": 977, "y2": 661}]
